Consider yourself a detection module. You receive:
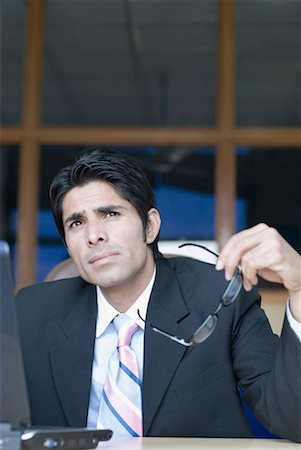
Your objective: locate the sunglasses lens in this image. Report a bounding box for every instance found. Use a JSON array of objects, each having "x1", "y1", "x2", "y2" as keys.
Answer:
[
  {"x1": 222, "y1": 270, "x2": 243, "y2": 305},
  {"x1": 192, "y1": 314, "x2": 217, "y2": 344}
]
